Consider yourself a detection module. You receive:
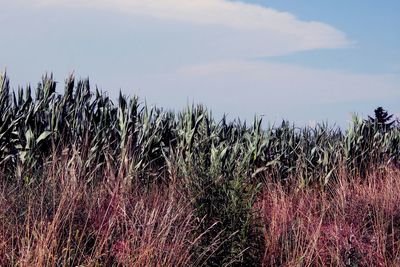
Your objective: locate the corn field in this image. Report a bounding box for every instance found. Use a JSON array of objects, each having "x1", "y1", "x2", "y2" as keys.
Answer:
[
  {"x1": 1, "y1": 73, "x2": 400, "y2": 266},
  {"x1": 1, "y1": 73, "x2": 399, "y2": 184}
]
